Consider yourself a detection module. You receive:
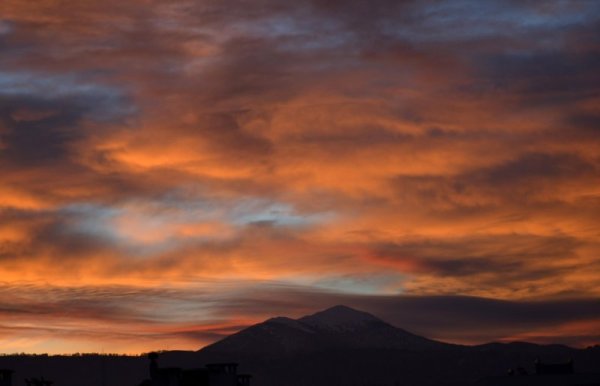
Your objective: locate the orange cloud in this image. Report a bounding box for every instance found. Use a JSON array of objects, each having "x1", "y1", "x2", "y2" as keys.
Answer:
[{"x1": 0, "y1": 0, "x2": 599, "y2": 353}]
